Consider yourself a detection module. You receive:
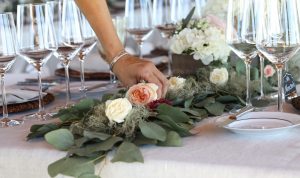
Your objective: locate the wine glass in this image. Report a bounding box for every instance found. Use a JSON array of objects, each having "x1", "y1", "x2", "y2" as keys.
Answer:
[
  {"x1": 48, "y1": 0, "x2": 83, "y2": 107},
  {"x1": 78, "y1": 13, "x2": 97, "y2": 97},
  {"x1": 17, "y1": 3, "x2": 57, "y2": 120},
  {"x1": 153, "y1": 0, "x2": 180, "y2": 76},
  {"x1": 125, "y1": 0, "x2": 153, "y2": 58},
  {"x1": 255, "y1": 0, "x2": 300, "y2": 112},
  {"x1": 111, "y1": 16, "x2": 126, "y2": 84},
  {"x1": 0, "y1": 13, "x2": 23, "y2": 127},
  {"x1": 226, "y1": 0, "x2": 257, "y2": 107}
]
